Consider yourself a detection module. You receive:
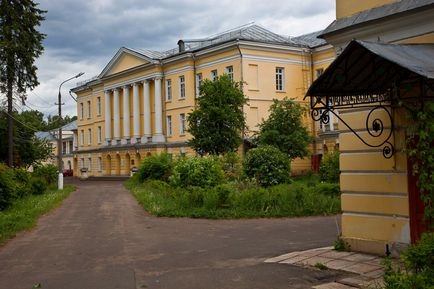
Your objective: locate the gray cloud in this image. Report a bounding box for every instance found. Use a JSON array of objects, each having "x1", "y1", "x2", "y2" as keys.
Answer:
[{"x1": 28, "y1": 0, "x2": 335, "y2": 116}]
